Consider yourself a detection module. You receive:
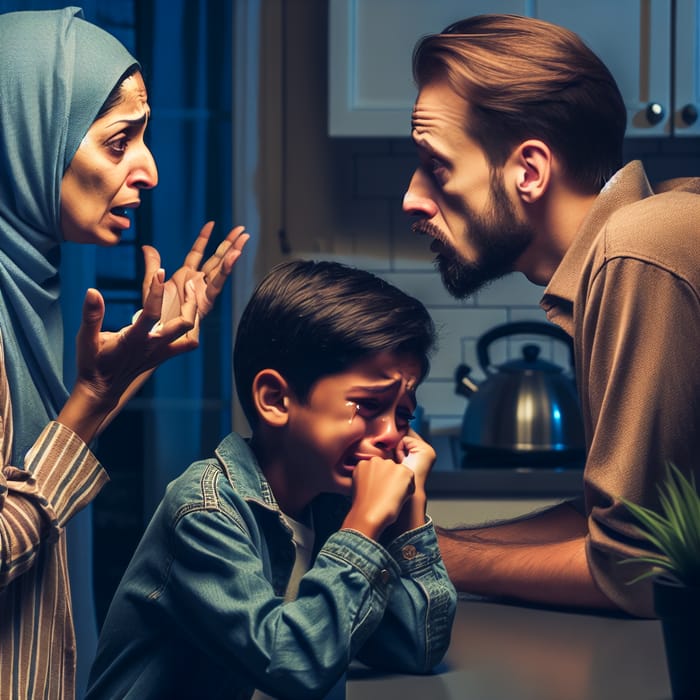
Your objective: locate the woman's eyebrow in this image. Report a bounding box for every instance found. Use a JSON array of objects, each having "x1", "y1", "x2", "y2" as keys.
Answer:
[{"x1": 105, "y1": 112, "x2": 149, "y2": 129}]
